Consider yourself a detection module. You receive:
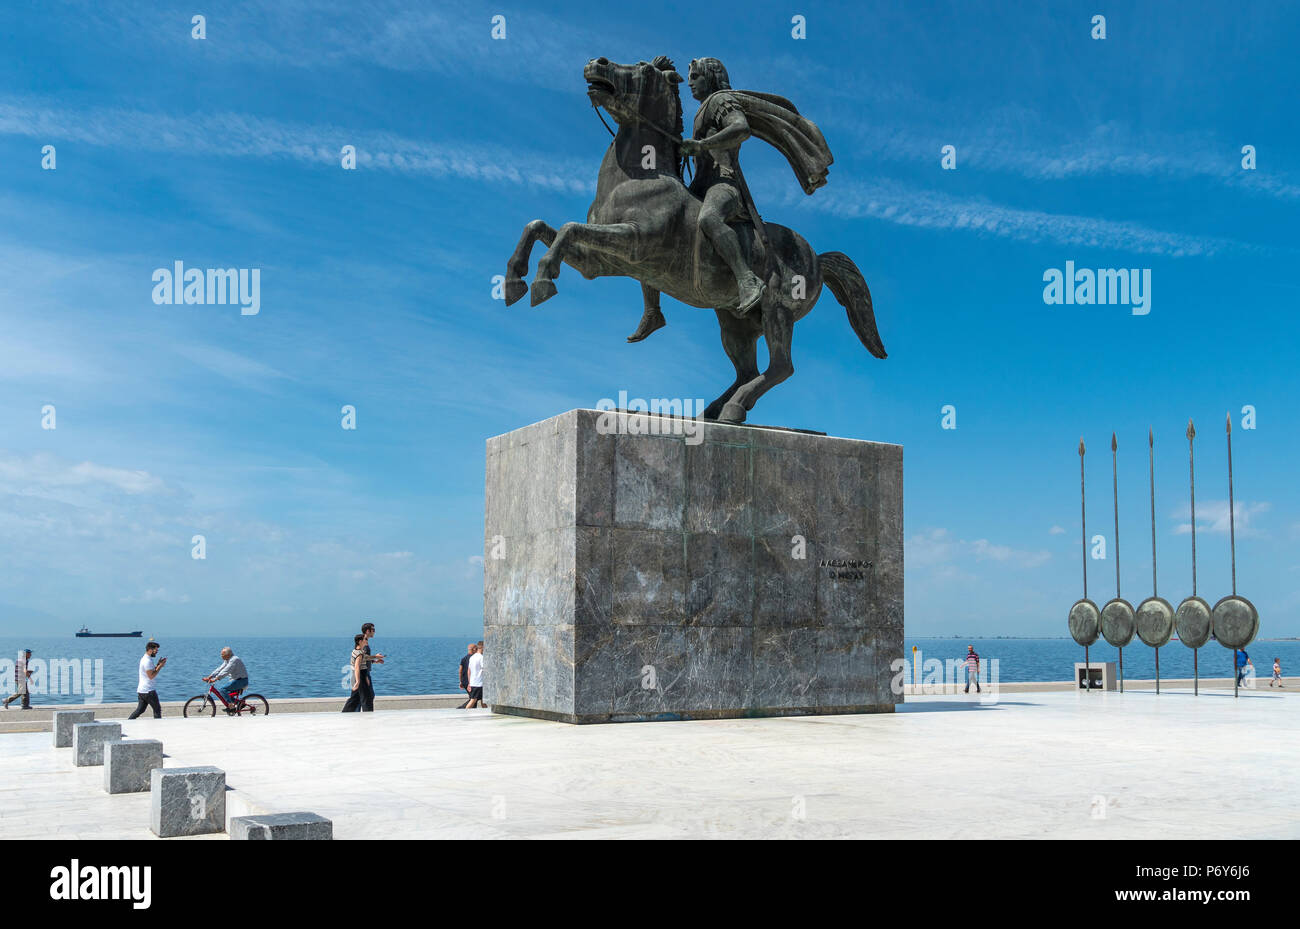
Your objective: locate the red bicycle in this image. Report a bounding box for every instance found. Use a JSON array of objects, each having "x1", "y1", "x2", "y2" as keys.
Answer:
[{"x1": 183, "y1": 680, "x2": 270, "y2": 717}]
